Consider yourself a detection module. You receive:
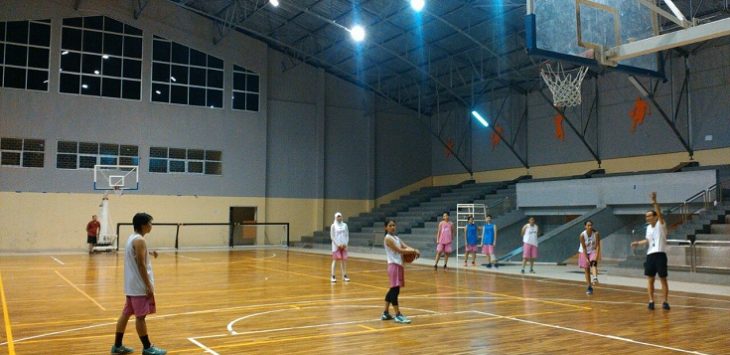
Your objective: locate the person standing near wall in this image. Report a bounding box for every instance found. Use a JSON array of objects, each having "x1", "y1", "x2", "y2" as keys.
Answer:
[
  {"x1": 521, "y1": 217, "x2": 539, "y2": 274},
  {"x1": 434, "y1": 212, "x2": 454, "y2": 270},
  {"x1": 631, "y1": 192, "x2": 670, "y2": 311},
  {"x1": 330, "y1": 212, "x2": 350, "y2": 283},
  {"x1": 86, "y1": 215, "x2": 101, "y2": 254},
  {"x1": 481, "y1": 214, "x2": 498, "y2": 268}
]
